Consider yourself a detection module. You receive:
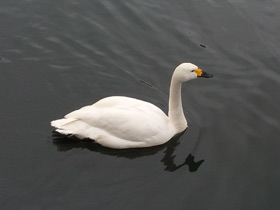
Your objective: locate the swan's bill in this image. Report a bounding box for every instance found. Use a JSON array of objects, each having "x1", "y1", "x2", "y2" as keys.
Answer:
[{"x1": 193, "y1": 68, "x2": 213, "y2": 78}]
